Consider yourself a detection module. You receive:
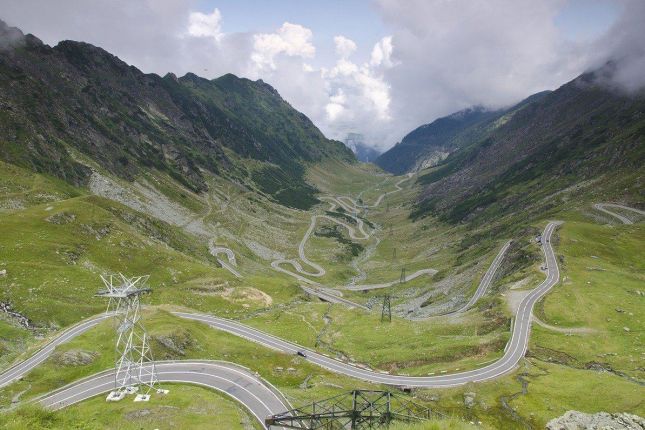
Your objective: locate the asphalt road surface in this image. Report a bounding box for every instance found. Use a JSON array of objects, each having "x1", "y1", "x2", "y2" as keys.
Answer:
[
  {"x1": 272, "y1": 211, "x2": 369, "y2": 279},
  {"x1": 2, "y1": 222, "x2": 561, "y2": 392},
  {"x1": 341, "y1": 268, "x2": 438, "y2": 291},
  {"x1": 175, "y1": 222, "x2": 561, "y2": 388},
  {"x1": 271, "y1": 175, "x2": 436, "y2": 290},
  {"x1": 0, "y1": 313, "x2": 112, "y2": 388},
  {"x1": 36, "y1": 361, "x2": 290, "y2": 428},
  {"x1": 209, "y1": 241, "x2": 242, "y2": 278},
  {"x1": 301, "y1": 239, "x2": 509, "y2": 318},
  {"x1": 0, "y1": 221, "x2": 561, "y2": 425},
  {"x1": 452, "y1": 240, "x2": 512, "y2": 314},
  {"x1": 300, "y1": 285, "x2": 370, "y2": 310},
  {"x1": 336, "y1": 174, "x2": 413, "y2": 212},
  {"x1": 593, "y1": 203, "x2": 644, "y2": 225}
]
